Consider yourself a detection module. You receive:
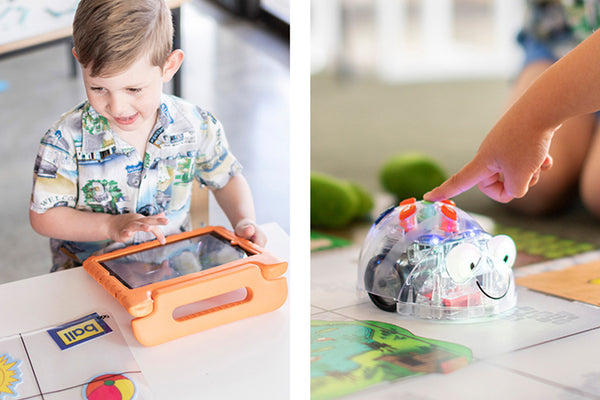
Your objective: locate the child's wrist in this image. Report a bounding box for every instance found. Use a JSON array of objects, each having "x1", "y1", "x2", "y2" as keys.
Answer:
[{"x1": 102, "y1": 213, "x2": 119, "y2": 242}]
